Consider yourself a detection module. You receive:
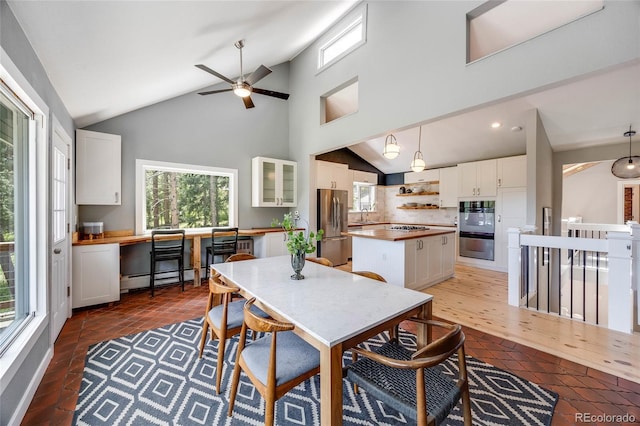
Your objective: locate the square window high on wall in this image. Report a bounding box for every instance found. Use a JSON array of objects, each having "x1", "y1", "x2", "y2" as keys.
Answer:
[
  {"x1": 321, "y1": 77, "x2": 358, "y2": 124},
  {"x1": 317, "y1": 3, "x2": 367, "y2": 72},
  {"x1": 467, "y1": 0, "x2": 604, "y2": 63}
]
